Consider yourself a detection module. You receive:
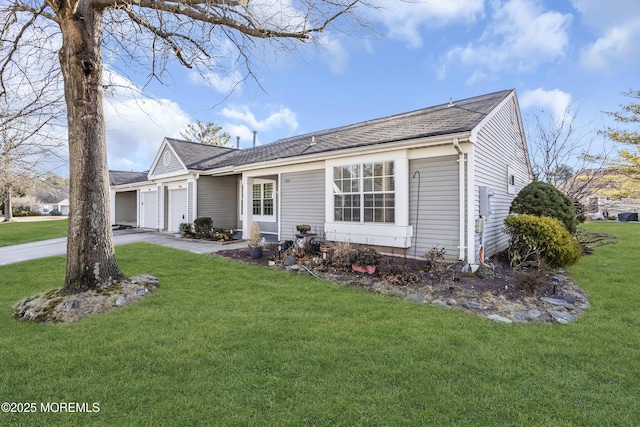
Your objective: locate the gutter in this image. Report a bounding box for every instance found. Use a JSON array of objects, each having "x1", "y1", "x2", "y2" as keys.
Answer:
[{"x1": 452, "y1": 138, "x2": 466, "y2": 261}]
